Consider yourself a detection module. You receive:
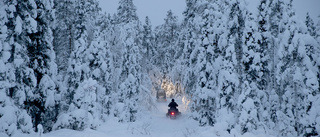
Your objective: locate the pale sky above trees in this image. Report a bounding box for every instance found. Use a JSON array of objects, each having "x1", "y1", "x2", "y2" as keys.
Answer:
[{"x1": 98, "y1": 0, "x2": 320, "y2": 27}]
